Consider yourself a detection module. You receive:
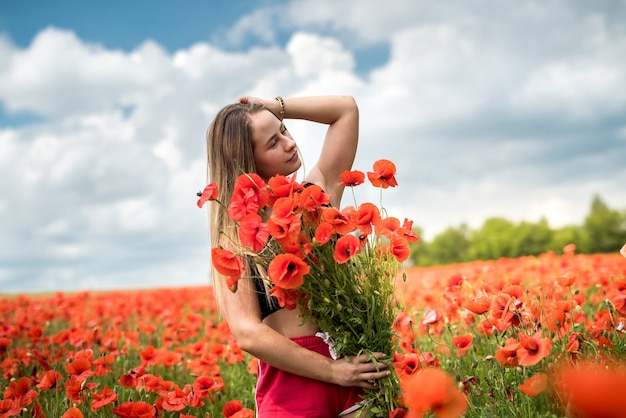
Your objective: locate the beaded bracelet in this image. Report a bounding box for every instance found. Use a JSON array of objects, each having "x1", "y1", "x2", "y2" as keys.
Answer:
[{"x1": 275, "y1": 96, "x2": 285, "y2": 120}]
